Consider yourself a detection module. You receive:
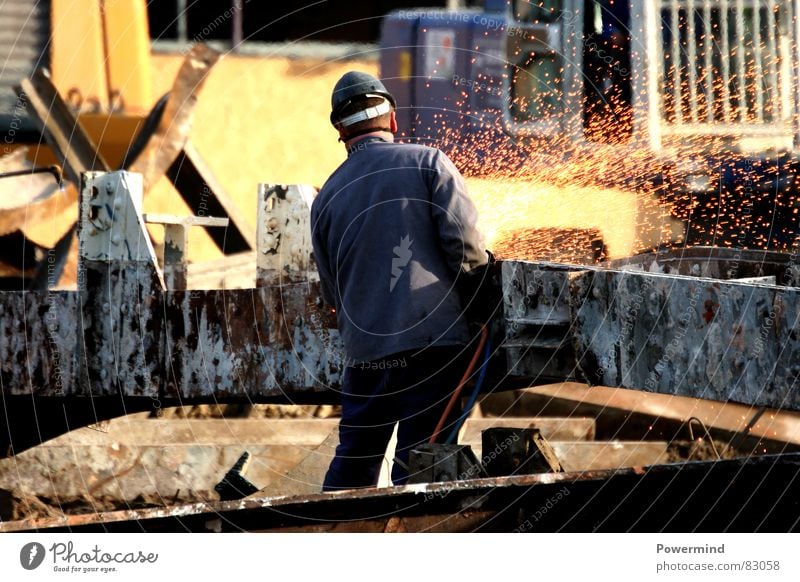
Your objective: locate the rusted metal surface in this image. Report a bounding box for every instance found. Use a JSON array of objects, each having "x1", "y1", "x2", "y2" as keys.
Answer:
[
  {"x1": 3, "y1": 454, "x2": 799, "y2": 532},
  {"x1": 0, "y1": 418, "x2": 672, "y2": 499},
  {"x1": 0, "y1": 418, "x2": 340, "y2": 494},
  {"x1": 162, "y1": 284, "x2": 340, "y2": 398},
  {"x1": 257, "y1": 184, "x2": 316, "y2": 286},
  {"x1": 0, "y1": 281, "x2": 340, "y2": 398},
  {"x1": 501, "y1": 256, "x2": 800, "y2": 409},
  {"x1": 501, "y1": 261, "x2": 581, "y2": 382},
  {"x1": 609, "y1": 246, "x2": 800, "y2": 285},
  {"x1": 78, "y1": 172, "x2": 164, "y2": 397},
  {"x1": 407, "y1": 444, "x2": 486, "y2": 484},
  {"x1": 482, "y1": 428, "x2": 564, "y2": 476},
  {"x1": 19, "y1": 68, "x2": 110, "y2": 185},
  {"x1": 0, "y1": 173, "x2": 341, "y2": 404},
  {"x1": 0, "y1": 290, "x2": 77, "y2": 396},
  {"x1": 571, "y1": 267, "x2": 800, "y2": 409},
  {"x1": 461, "y1": 417, "x2": 596, "y2": 442},
  {"x1": 186, "y1": 251, "x2": 256, "y2": 290},
  {"x1": 483, "y1": 383, "x2": 800, "y2": 455},
  {"x1": 127, "y1": 44, "x2": 218, "y2": 191}
]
